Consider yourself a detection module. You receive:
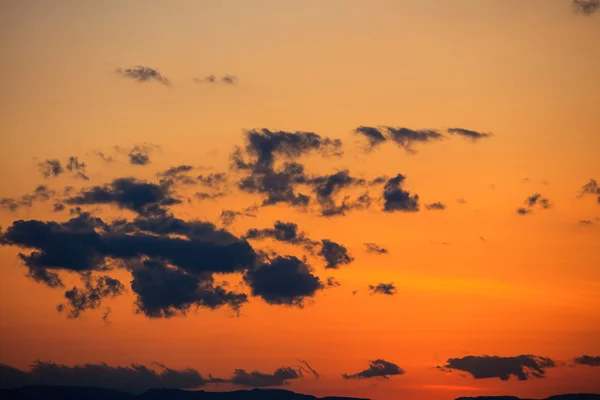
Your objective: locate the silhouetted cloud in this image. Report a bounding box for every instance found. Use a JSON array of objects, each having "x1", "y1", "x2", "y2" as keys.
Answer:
[
  {"x1": 195, "y1": 192, "x2": 227, "y2": 201},
  {"x1": 517, "y1": 193, "x2": 551, "y2": 215},
  {"x1": 221, "y1": 75, "x2": 237, "y2": 84},
  {"x1": 579, "y1": 179, "x2": 600, "y2": 204},
  {"x1": 368, "y1": 283, "x2": 397, "y2": 296},
  {"x1": 157, "y1": 165, "x2": 196, "y2": 188},
  {"x1": 65, "y1": 177, "x2": 181, "y2": 217},
  {"x1": 38, "y1": 159, "x2": 64, "y2": 178},
  {"x1": 438, "y1": 355, "x2": 556, "y2": 381},
  {"x1": 342, "y1": 359, "x2": 405, "y2": 380},
  {"x1": 387, "y1": 127, "x2": 443, "y2": 153},
  {"x1": 318, "y1": 239, "x2": 354, "y2": 269},
  {"x1": 227, "y1": 367, "x2": 301, "y2": 387},
  {"x1": 131, "y1": 259, "x2": 247, "y2": 318},
  {"x1": 354, "y1": 126, "x2": 387, "y2": 149},
  {"x1": 326, "y1": 277, "x2": 341, "y2": 287},
  {"x1": 116, "y1": 66, "x2": 171, "y2": 86},
  {"x1": 298, "y1": 359, "x2": 320, "y2": 378},
  {"x1": 309, "y1": 170, "x2": 373, "y2": 216},
  {"x1": 53, "y1": 203, "x2": 65, "y2": 212},
  {"x1": 193, "y1": 75, "x2": 238, "y2": 85},
  {"x1": 579, "y1": 219, "x2": 594, "y2": 225},
  {"x1": 243, "y1": 256, "x2": 323, "y2": 307},
  {"x1": 219, "y1": 206, "x2": 258, "y2": 227},
  {"x1": 198, "y1": 173, "x2": 228, "y2": 189},
  {"x1": 0, "y1": 361, "x2": 205, "y2": 393},
  {"x1": 244, "y1": 220, "x2": 318, "y2": 250},
  {"x1": 447, "y1": 127, "x2": 492, "y2": 141},
  {"x1": 57, "y1": 272, "x2": 125, "y2": 318},
  {"x1": 65, "y1": 156, "x2": 89, "y2": 180},
  {"x1": 574, "y1": 355, "x2": 600, "y2": 366},
  {"x1": 0, "y1": 185, "x2": 56, "y2": 212},
  {"x1": 572, "y1": 0, "x2": 600, "y2": 15},
  {"x1": 382, "y1": 174, "x2": 419, "y2": 212},
  {"x1": 93, "y1": 151, "x2": 114, "y2": 163},
  {"x1": 425, "y1": 202, "x2": 446, "y2": 211},
  {"x1": 364, "y1": 243, "x2": 388, "y2": 254}
]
